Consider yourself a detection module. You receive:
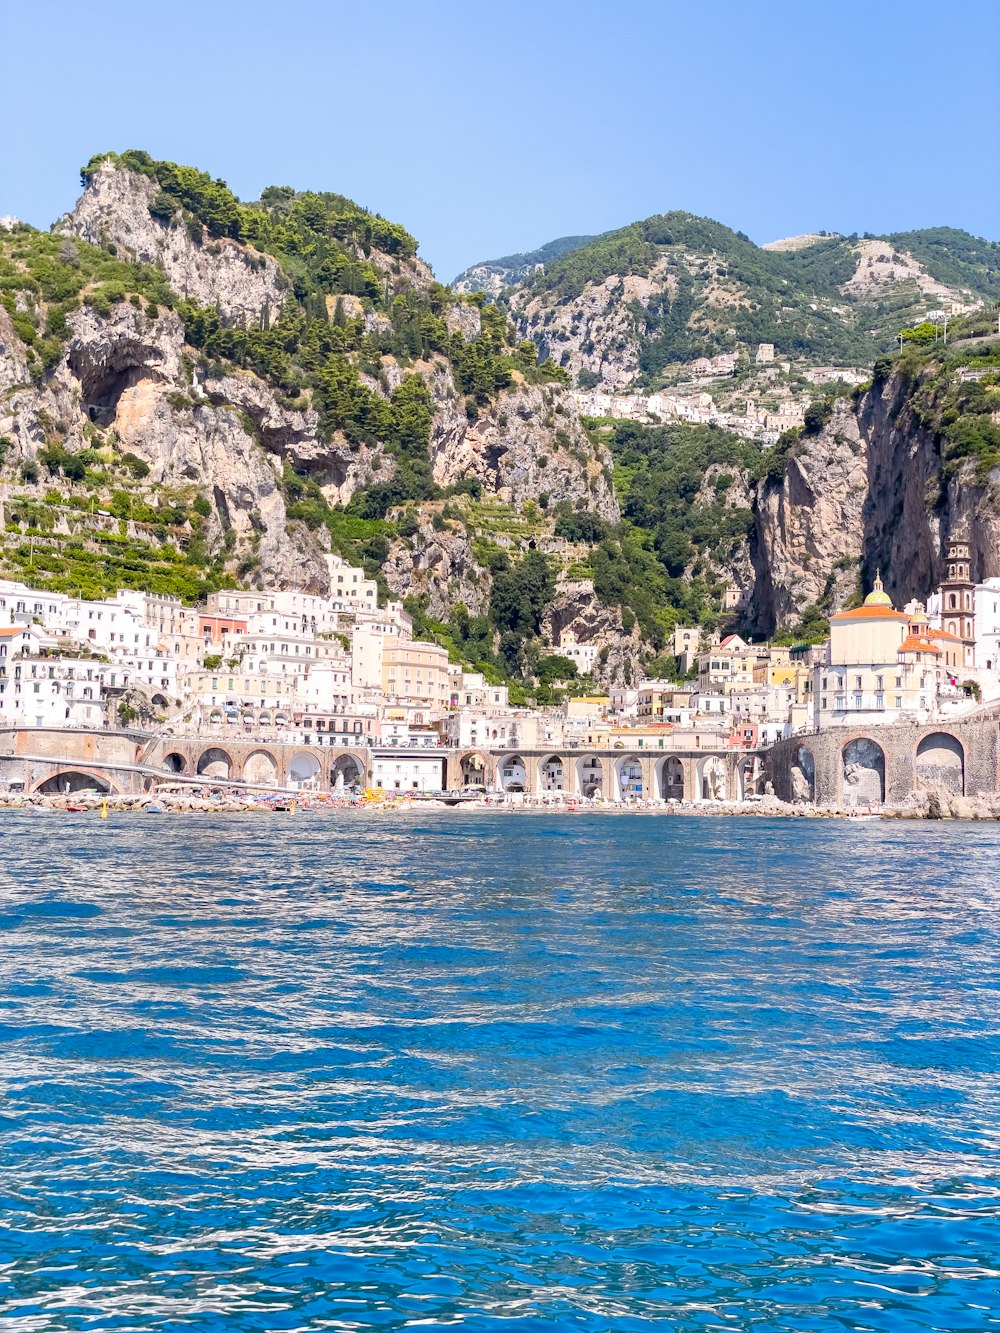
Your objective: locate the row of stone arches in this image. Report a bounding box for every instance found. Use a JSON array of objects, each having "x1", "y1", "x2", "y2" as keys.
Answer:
[
  {"x1": 789, "y1": 731, "x2": 966, "y2": 807},
  {"x1": 160, "y1": 747, "x2": 365, "y2": 791},
  {"x1": 486, "y1": 752, "x2": 748, "y2": 802}
]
